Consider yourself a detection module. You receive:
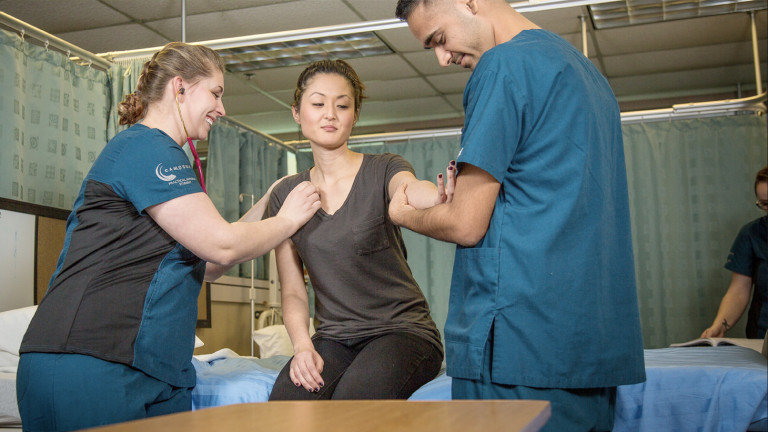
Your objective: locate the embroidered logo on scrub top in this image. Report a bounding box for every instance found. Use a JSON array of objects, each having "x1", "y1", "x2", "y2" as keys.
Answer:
[
  {"x1": 155, "y1": 163, "x2": 177, "y2": 182},
  {"x1": 155, "y1": 163, "x2": 197, "y2": 188}
]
